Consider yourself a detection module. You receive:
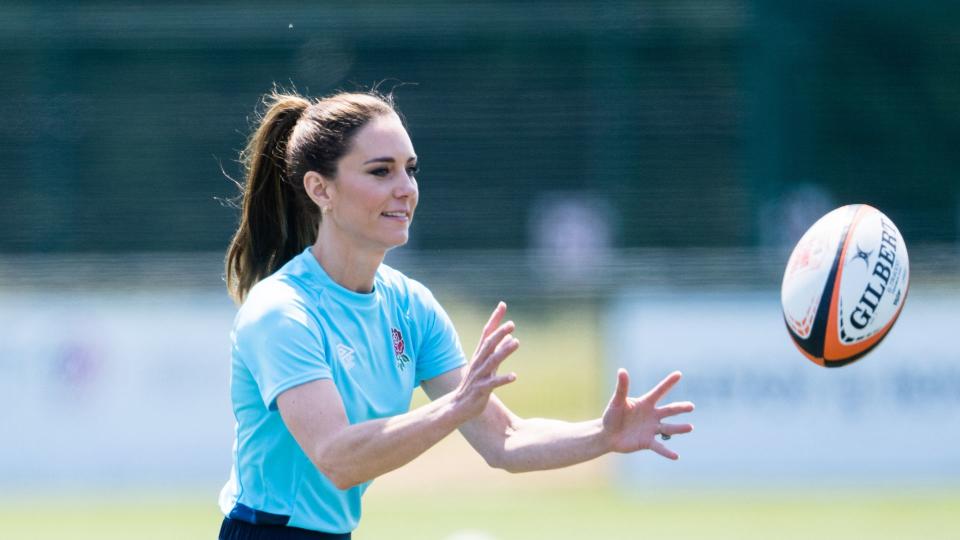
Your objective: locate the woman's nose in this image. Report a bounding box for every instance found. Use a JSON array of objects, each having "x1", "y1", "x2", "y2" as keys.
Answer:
[{"x1": 394, "y1": 172, "x2": 417, "y2": 197}]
